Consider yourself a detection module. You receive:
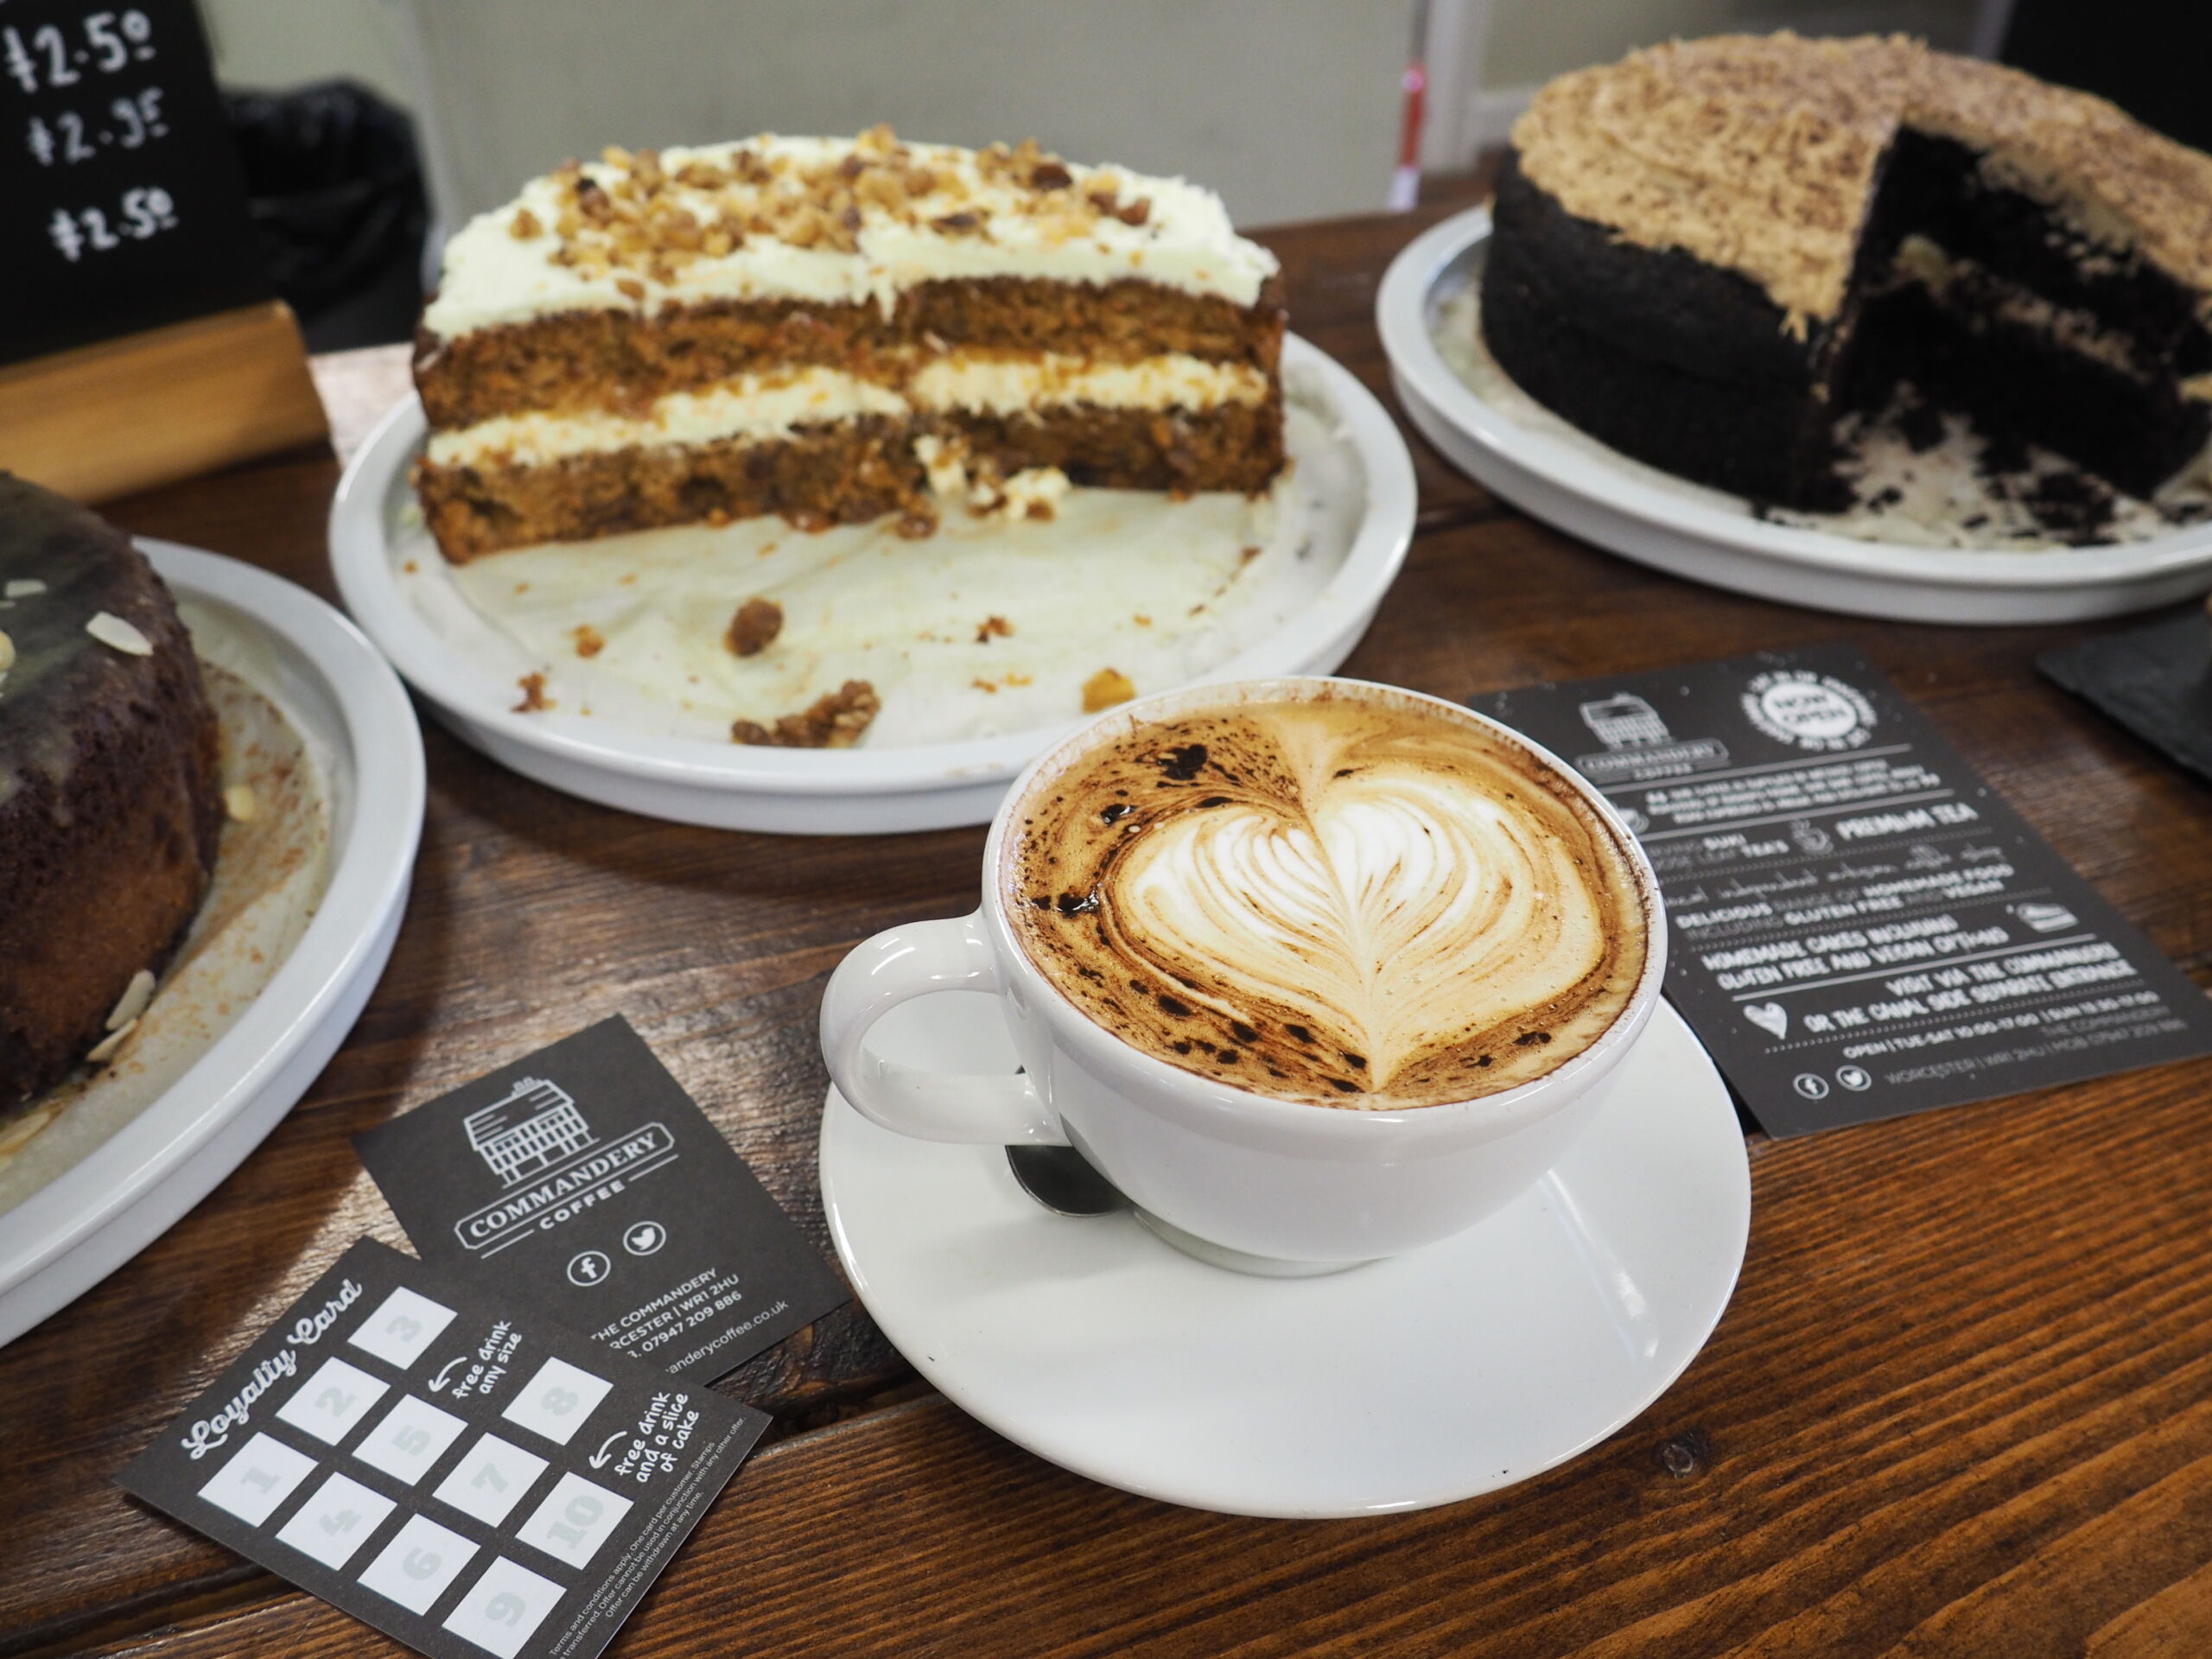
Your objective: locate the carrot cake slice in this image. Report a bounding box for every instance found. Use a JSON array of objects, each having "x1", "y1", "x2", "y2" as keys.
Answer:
[{"x1": 412, "y1": 128, "x2": 1287, "y2": 561}]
